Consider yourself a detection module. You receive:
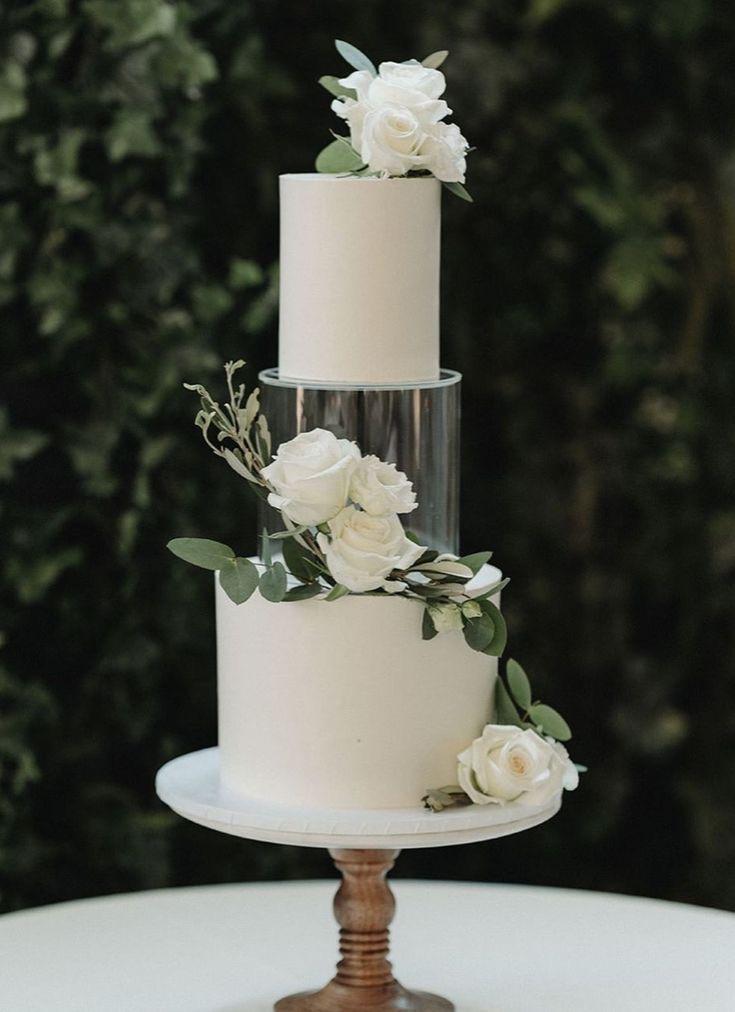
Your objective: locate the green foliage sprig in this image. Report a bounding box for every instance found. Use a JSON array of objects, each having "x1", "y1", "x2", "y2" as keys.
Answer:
[
  {"x1": 496, "y1": 658, "x2": 572, "y2": 741},
  {"x1": 315, "y1": 40, "x2": 473, "y2": 202},
  {"x1": 167, "y1": 364, "x2": 504, "y2": 645},
  {"x1": 423, "y1": 658, "x2": 578, "y2": 813},
  {"x1": 169, "y1": 361, "x2": 330, "y2": 604}
]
